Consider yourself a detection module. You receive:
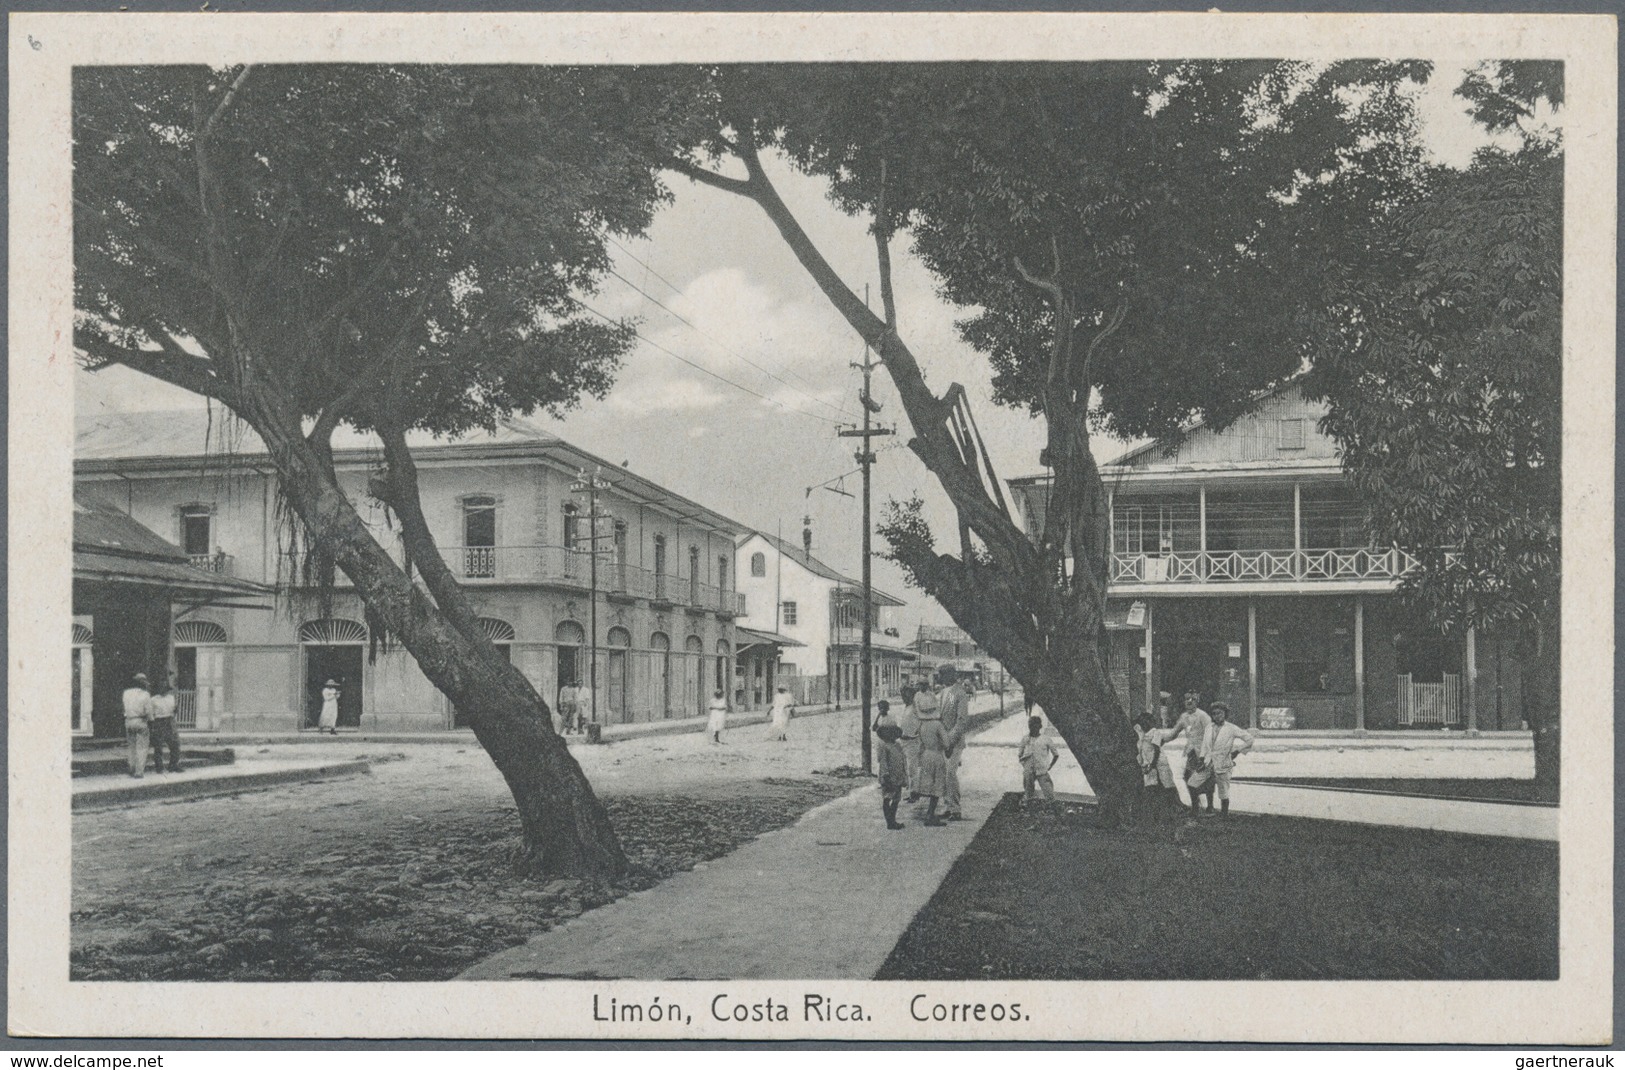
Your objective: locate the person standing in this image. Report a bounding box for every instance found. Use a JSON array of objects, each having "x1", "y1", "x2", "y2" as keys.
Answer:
[
  {"x1": 318, "y1": 678, "x2": 341, "y2": 735},
  {"x1": 1134, "y1": 713, "x2": 1182, "y2": 818},
  {"x1": 706, "y1": 689, "x2": 729, "y2": 745},
  {"x1": 557, "y1": 681, "x2": 580, "y2": 735},
  {"x1": 148, "y1": 674, "x2": 182, "y2": 773},
  {"x1": 769, "y1": 685, "x2": 796, "y2": 742},
  {"x1": 874, "y1": 717, "x2": 908, "y2": 830},
  {"x1": 1202, "y1": 702, "x2": 1255, "y2": 818},
  {"x1": 936, "y1": 668, "x2": 970, "y2": 820},
  {"x1": 898, "y1": 684, "x2": 923, "y2": 803},
  {"x1": 121, "y1": 673, "x2": 152, "y2": 778},
  {"x1": 1016, "y1": 715, "x2": 1060, "y2": 808},
  {"x1": 1166, "y1": 690, "x2": 1214, "y2": 815},
  {"x1": 914, "y1": 698, "x2": 951, "y2": 827}
]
